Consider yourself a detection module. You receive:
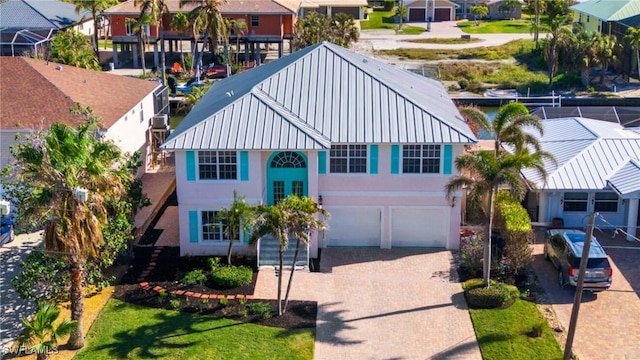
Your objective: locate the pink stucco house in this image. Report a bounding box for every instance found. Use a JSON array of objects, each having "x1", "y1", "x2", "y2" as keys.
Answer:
[{"x1": 161, "y1": 42, "x2": 477, "y2": 266}]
